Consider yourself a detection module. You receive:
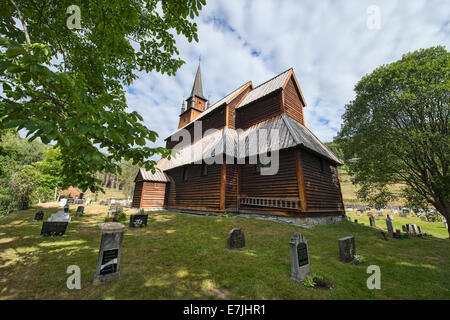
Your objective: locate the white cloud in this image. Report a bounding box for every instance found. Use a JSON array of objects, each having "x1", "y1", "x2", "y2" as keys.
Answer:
[{"x1": 125, "y1": 0, "x2": 450, "y2": 151}]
